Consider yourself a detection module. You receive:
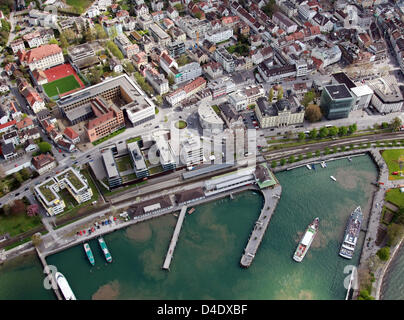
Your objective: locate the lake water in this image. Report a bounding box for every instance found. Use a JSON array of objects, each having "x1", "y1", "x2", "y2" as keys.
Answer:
[{"x1": 0, "y1": 155, "x2": 384, "y2": 300}]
